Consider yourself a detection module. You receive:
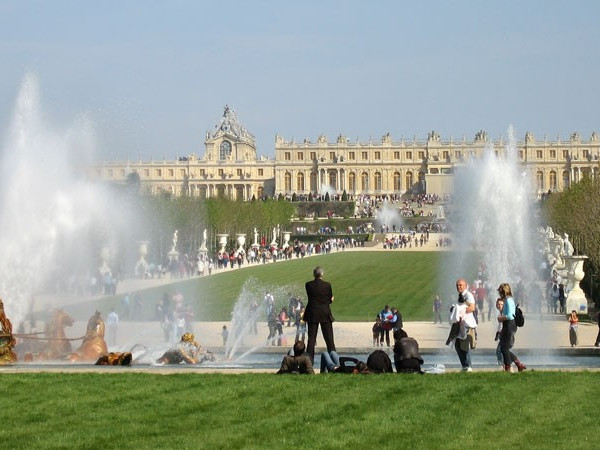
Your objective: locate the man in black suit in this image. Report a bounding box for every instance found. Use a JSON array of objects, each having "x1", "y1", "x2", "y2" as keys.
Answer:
[{"x1": 304, "y1": 266, "x2": 336, "y2": 362}]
